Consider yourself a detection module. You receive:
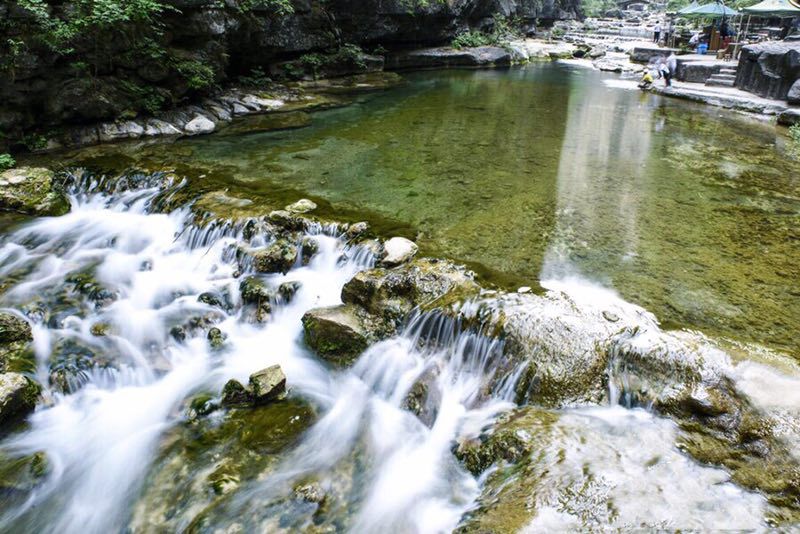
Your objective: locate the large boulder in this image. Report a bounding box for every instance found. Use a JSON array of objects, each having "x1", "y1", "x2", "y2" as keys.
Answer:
[
  {"x1": 788, "y1": 79, "x2": 800, "y2": 105},
  {"x1": 0, "y1": 167, "x2": 70, "y2": 216},
  {"x1": 301, "y1": 305, "x2": 377, "y2": 365},
  {"x1": 735, "y1": 41, "x2": 800, "y2": 100},
  {"x1": 0, "y1": 373, "x2": 40, "y2": 425}
]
